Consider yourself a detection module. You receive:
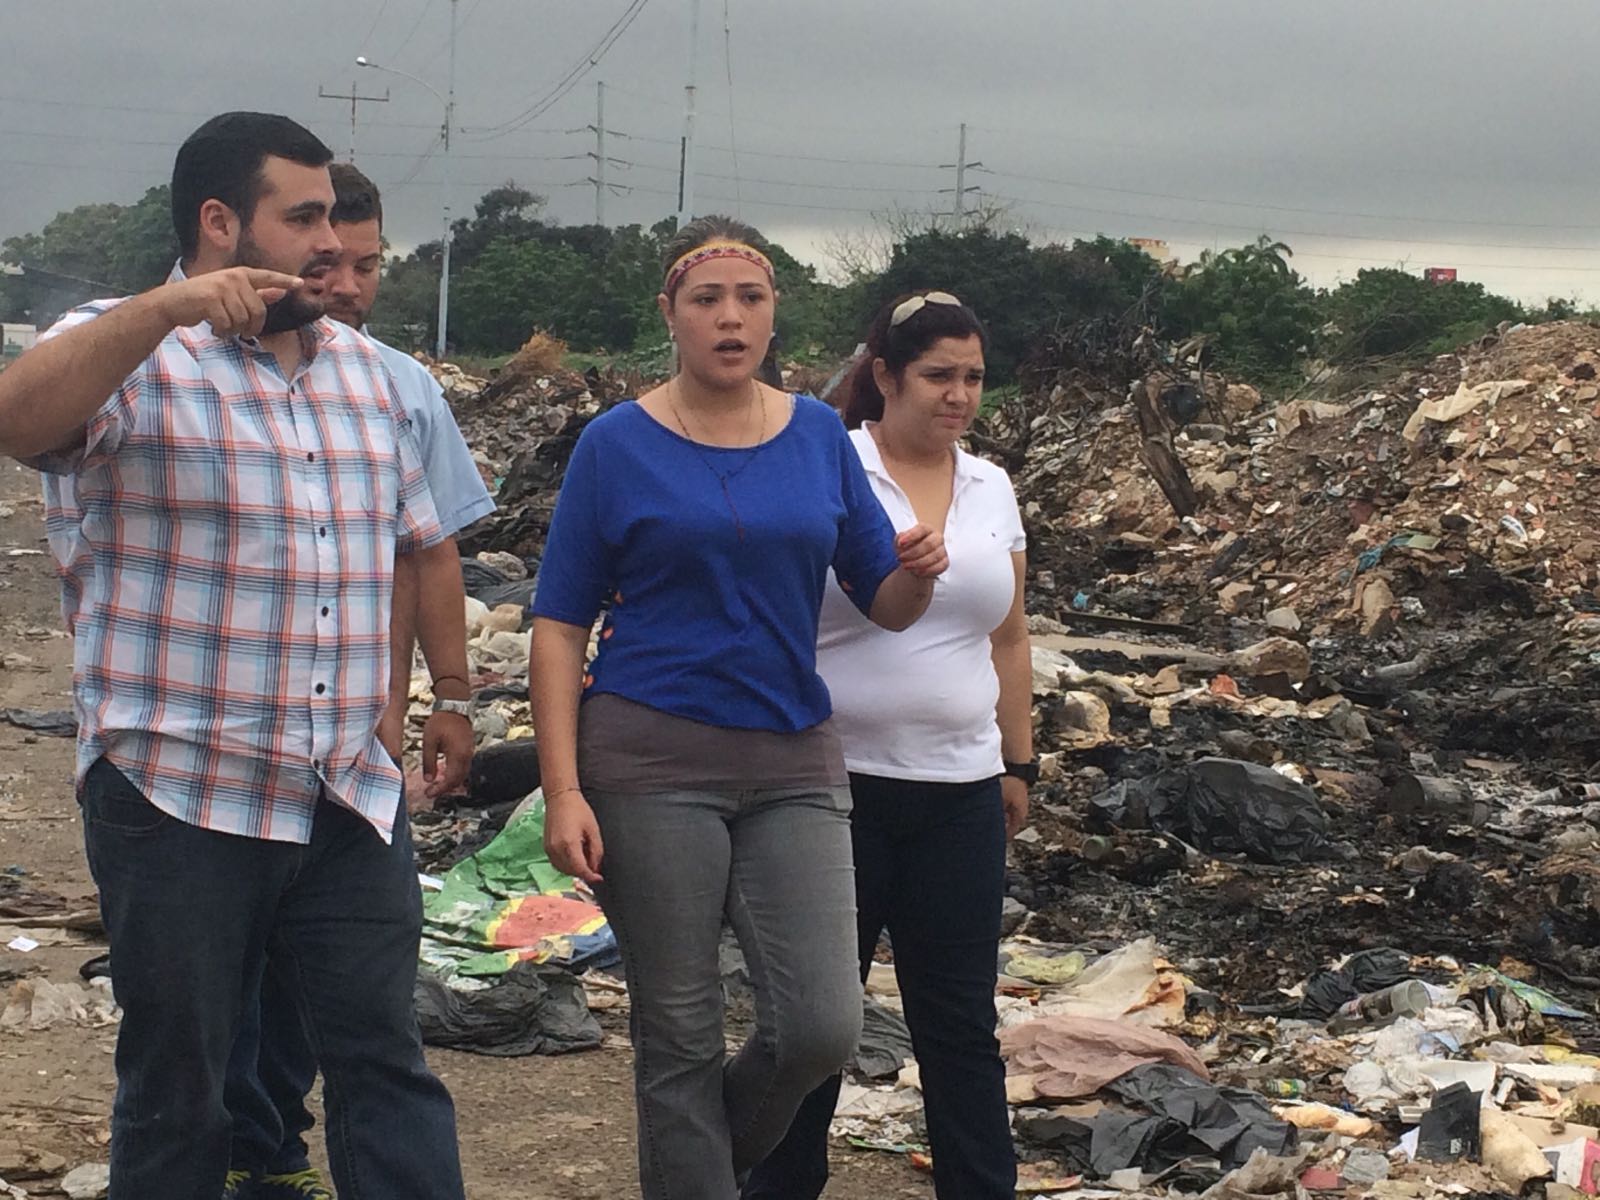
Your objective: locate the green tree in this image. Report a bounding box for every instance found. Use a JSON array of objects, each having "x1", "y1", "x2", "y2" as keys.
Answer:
[
  {"x1": 855, "y1": 226, "x2": 1167, "y2": 382},
  {"x1": 860, "y1": 227, "x2": 1051, "y2": 381},
  {"x1": 1166, "y1": 236, "x2": 1319, "y2": 381},
  {"x1": 764, "y1": 241, "x2": 846, "y2": 358},
  {"x1": 367, "y1": 256, "x2": 441, "y2": 351},
  {"x1": 1, "y1": 185, "x2": 178, "y2": 325},
  {"x1": 450, "y1": 237, "x2": 590, "y2": 352},
  {"x1": 1319, "y1": 267, "x2": 1526, "y2": 359}
]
